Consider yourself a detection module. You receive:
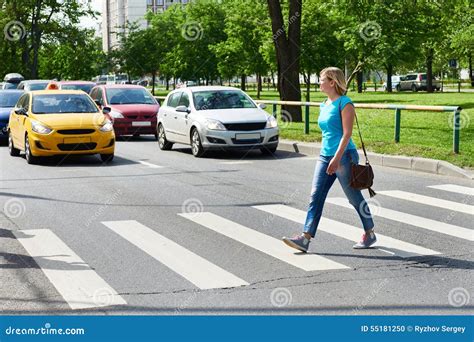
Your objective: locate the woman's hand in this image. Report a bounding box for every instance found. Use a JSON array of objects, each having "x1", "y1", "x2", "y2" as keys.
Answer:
[{"x1": 326, "y1": 156, "x2": 340, "y2": 175}]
